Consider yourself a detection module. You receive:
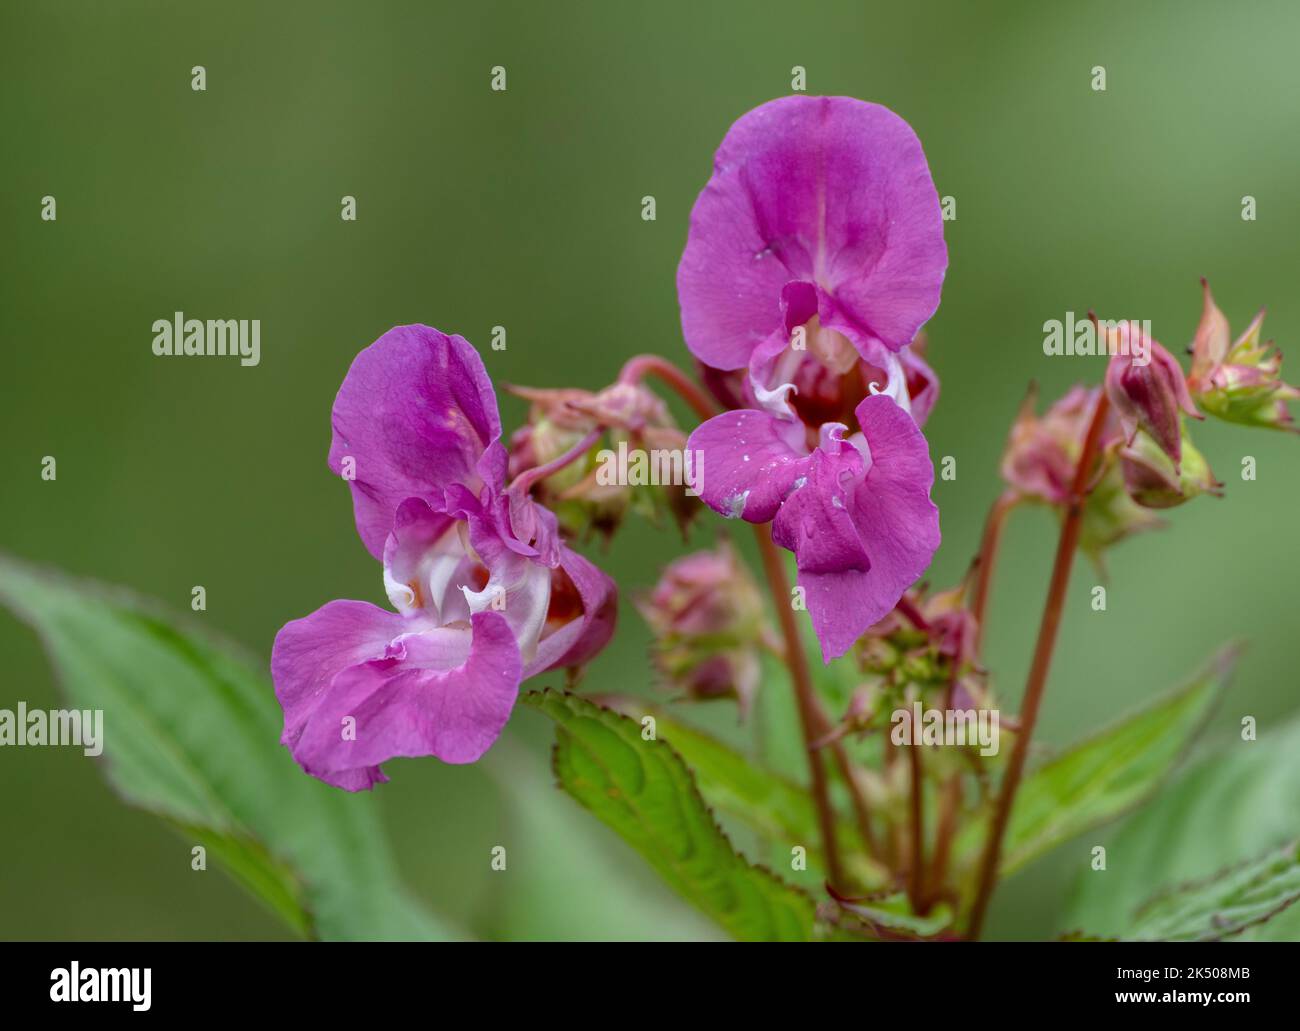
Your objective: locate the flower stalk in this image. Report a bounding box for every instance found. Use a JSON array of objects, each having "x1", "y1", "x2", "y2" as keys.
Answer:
[
  {"x1": 965, "y1": 390, "x2": 1113, "y2": 938},
  {"x1": 752, "y1": 522, "x2": 847, "y2": 889},
  {"x1": 618, "y1": 354, "x2": 718, "y2": 423}
]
